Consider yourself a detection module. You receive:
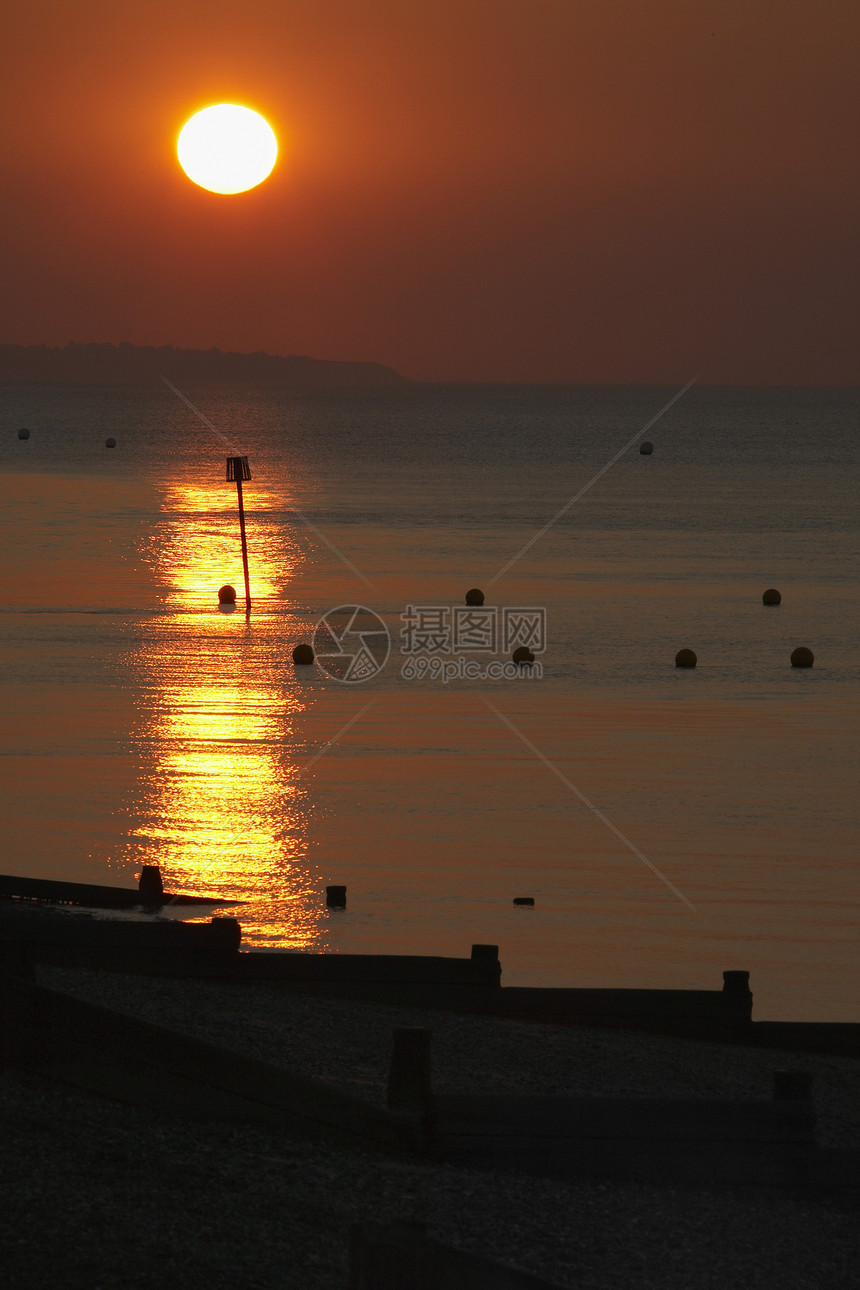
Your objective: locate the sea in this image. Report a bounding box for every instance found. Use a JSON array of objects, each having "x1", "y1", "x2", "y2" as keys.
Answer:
[{"x1": 1, "y1": 380, "x2": 857, "y2": 1021}]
